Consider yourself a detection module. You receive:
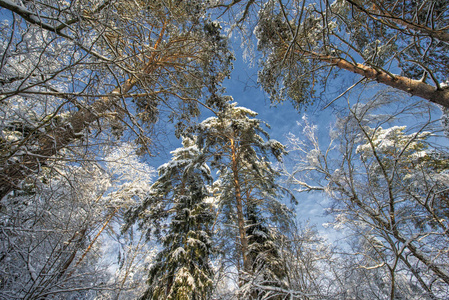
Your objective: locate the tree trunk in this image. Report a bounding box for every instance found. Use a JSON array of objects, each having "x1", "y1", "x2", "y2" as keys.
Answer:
[
  {"x1": 312, "y1": 52, "x2": 449, "y2": 108},
  {"x1": 230, "y1": 137, "x2": 251, "y2": 274},
  {"x1": 67, "y1": 207, "x2": 119, "y2": 277},
  {"x1": 0, "y1": 22, "x2": 167, "y2": 201}
]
